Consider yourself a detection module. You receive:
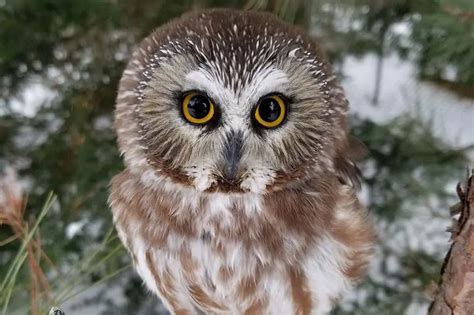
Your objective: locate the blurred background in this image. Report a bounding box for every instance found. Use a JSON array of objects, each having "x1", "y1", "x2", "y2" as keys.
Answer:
[{"x1": 0, "y1": 0, "x2": 473, "y2": 314}]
